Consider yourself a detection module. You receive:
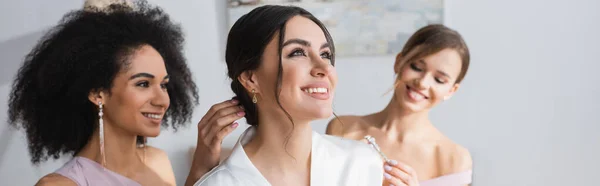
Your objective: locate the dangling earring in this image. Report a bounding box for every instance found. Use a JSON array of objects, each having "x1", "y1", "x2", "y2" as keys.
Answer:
[
  {"x1": 252, "y1": 89, "x2": 258, "y2": 103},
  {"x1": 98, "y1": 101, "x2": 106, "y2": 167}
]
